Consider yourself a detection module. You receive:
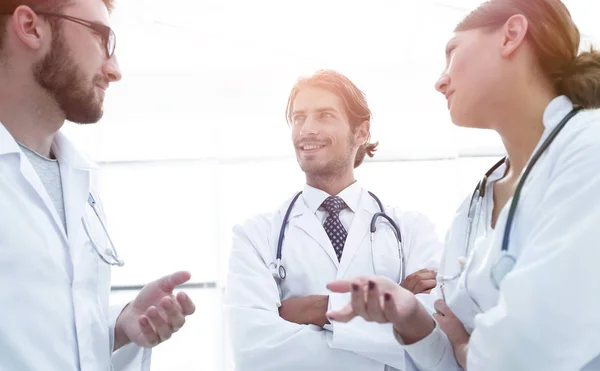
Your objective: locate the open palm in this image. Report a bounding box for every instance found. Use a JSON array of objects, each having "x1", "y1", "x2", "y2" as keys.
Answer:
[
  {"x1": 116, "y1": 271, "x2": 196, "y2": 348},
  {"x1": 326, "y1": 275, "x2": 419, "y2": 325}
]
